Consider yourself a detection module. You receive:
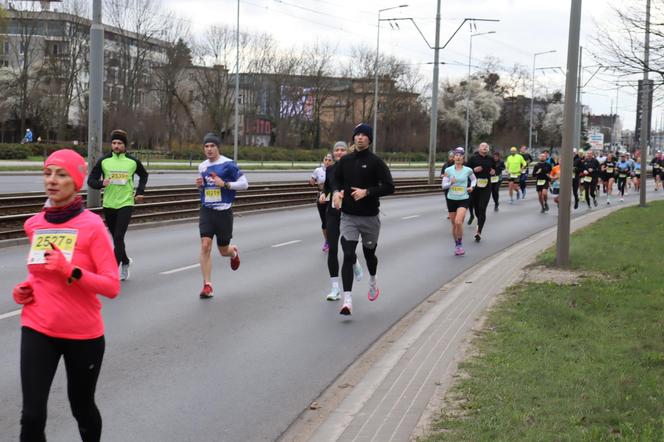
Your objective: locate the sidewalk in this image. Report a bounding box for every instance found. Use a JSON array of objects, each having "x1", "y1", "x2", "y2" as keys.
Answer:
[{"x1": 279, "y1": 200, "x2": 648, "y2": 442}]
